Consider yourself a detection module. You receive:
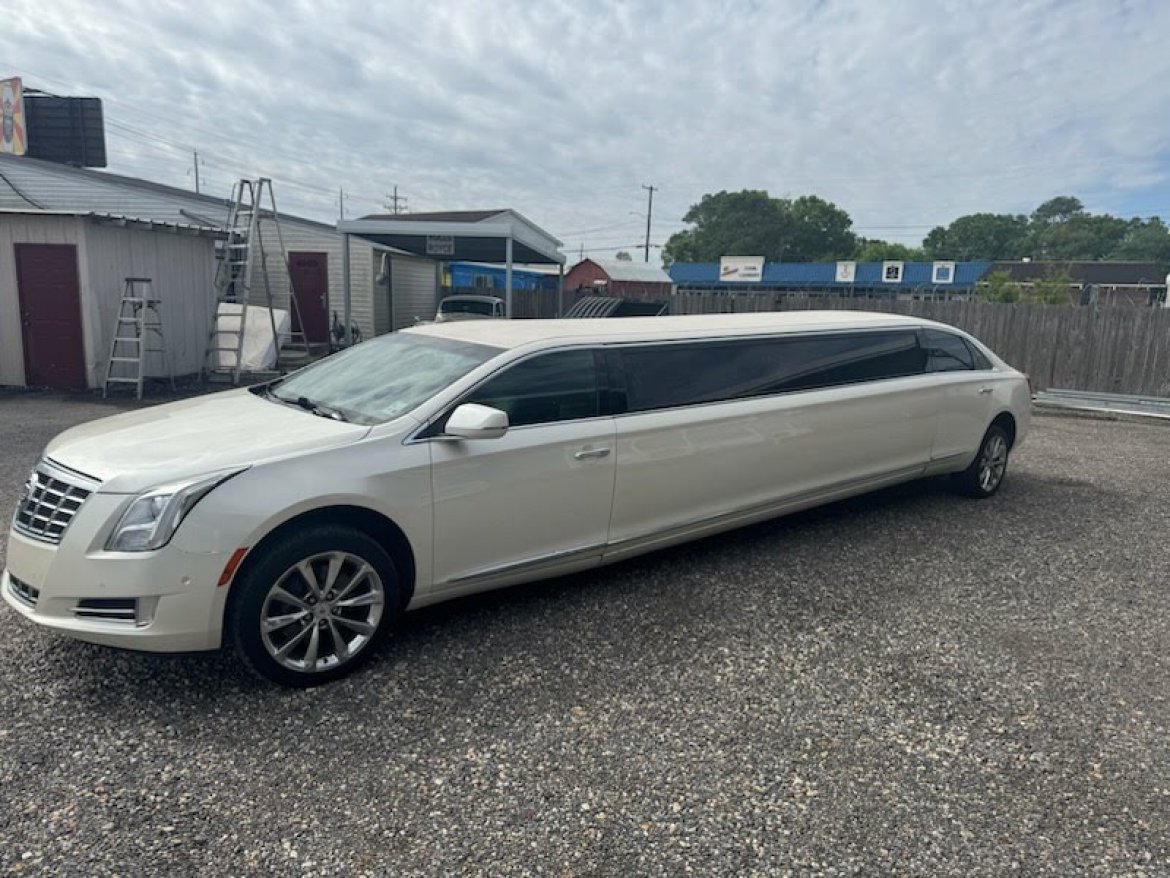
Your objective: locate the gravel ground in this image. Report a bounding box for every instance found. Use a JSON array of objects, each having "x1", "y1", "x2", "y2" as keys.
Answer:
[{"x1": 1, "y1": 389, "x2": 1169, "y2": 876}]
